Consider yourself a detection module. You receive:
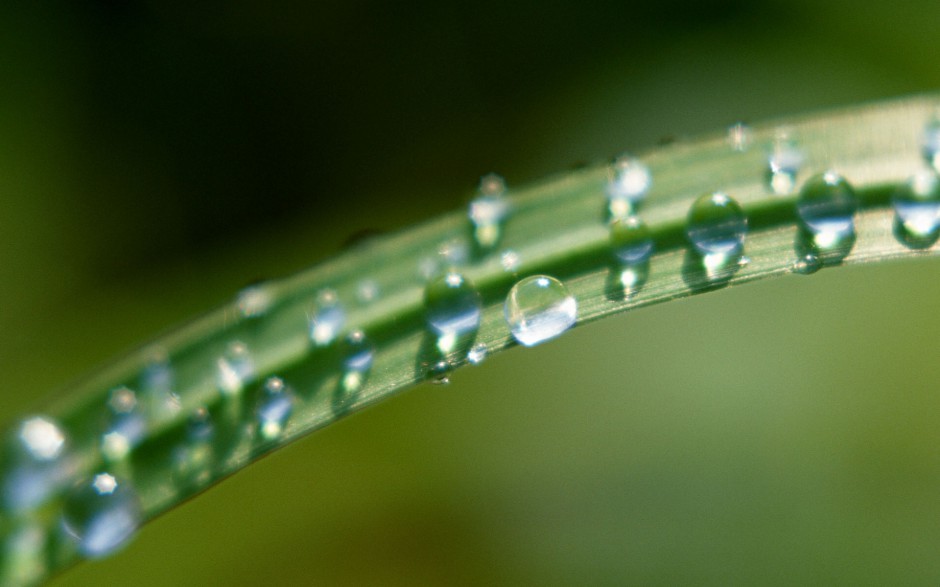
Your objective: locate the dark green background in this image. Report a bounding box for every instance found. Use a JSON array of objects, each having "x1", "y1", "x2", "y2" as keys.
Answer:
[{"x1": 0, "y1": 1, "x2": 938, "y2": 584}]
